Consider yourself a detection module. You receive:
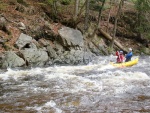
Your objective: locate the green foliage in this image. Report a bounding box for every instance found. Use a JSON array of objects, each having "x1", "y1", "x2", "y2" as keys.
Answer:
[
  {"x1": 46, "y1": 0, "x2": 53, "y2": 5},
  {"x1": 90, "y1": 5, "x2": 102, "y2": 11},
  {"x1": 90, "y1": 0, "x2": 107, "y2": 11},
  {"x1": 89, "y1": 0, "x2": 109, "y2": 12},
  {"x1": 9, "y1": 0, "x2": 17, "y2": 5},
  {"x1": 3, "y1": 44, "x2": 11, "y2": 51},
  {"x1": 17, "y1": 0, "x2": 28, "y2": 6},
  {"x1": 134, "y1": 0, "x2": 150, "y2": 40},
  {"x1": 17, "y1": 0, "x2": 24, "y2": 3},
  {"x1": 60, "y1": 0, "x2": 71, "y2": 5},
  {"x1": 0, "y1": 2, "x2": 8, "y2": 11},
  {"x1": 135, "y1": 0, "x2": 150, "y2": 11}
]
